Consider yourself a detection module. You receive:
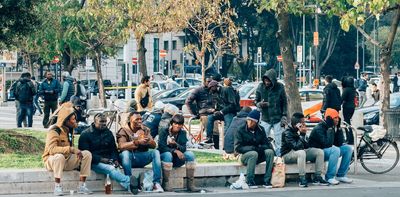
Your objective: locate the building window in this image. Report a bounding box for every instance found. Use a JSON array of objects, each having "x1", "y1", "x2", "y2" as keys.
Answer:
[
  {"x1": 172, "y1": 40, "x2": 177, "y2": 50},
  {"x1": 154, "y1": 38, "x2": 159, "y2": 72},
  {"x1": 163, "y1": 41, "x2": 169, "y2": 51}
]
